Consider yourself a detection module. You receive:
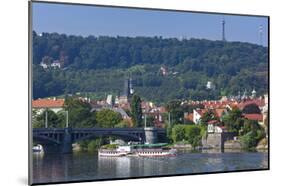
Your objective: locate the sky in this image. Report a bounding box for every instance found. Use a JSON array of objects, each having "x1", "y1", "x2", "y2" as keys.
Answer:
[{"x1": 32, "y1": 2, "x2": 268, "y2": 46}]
